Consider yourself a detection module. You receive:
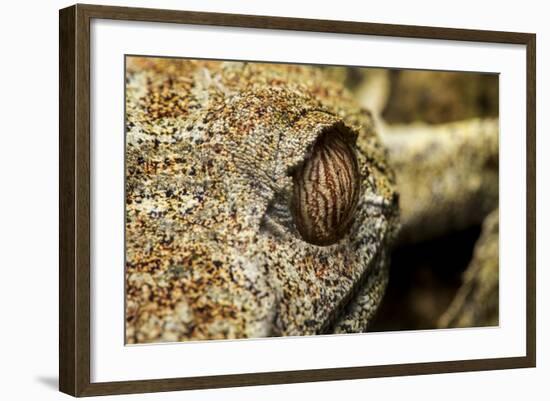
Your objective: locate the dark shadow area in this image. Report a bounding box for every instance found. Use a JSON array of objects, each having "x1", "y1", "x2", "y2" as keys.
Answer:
[{"x1": 370, "y1": 224, "x2": 482, "y2": 332}]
